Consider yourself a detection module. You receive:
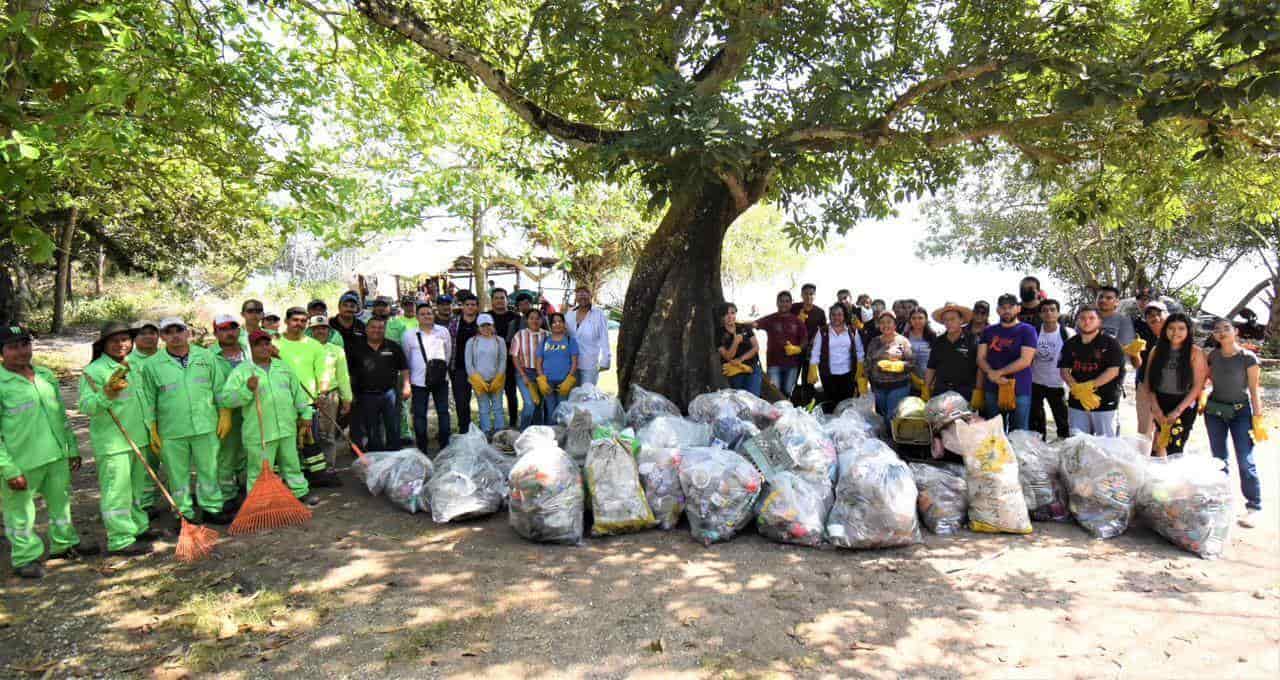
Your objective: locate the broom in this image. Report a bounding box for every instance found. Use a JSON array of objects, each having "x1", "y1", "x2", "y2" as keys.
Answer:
[
  {"x1": 82, "y1": 372, "x2": 218, "y2": 563},
  {"x1": 228, "y1": 384, "x2": 312, "y2": 535}
]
